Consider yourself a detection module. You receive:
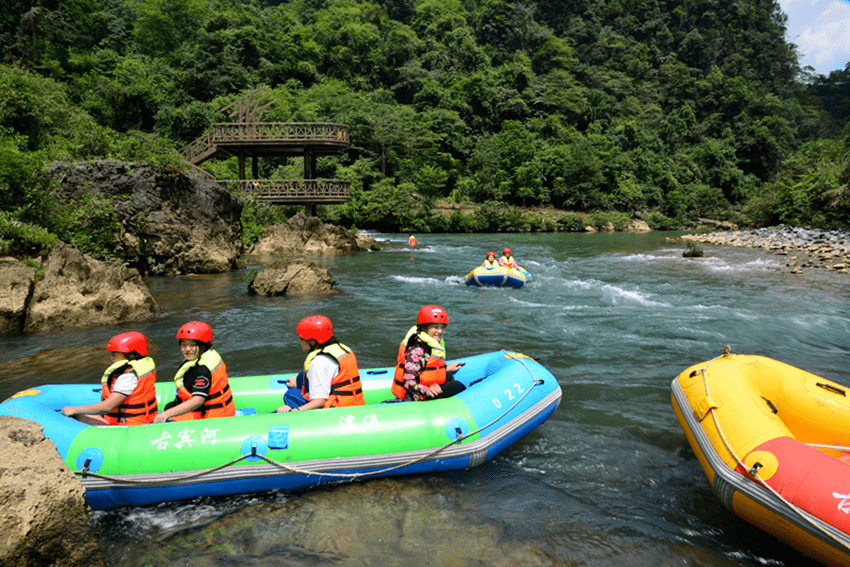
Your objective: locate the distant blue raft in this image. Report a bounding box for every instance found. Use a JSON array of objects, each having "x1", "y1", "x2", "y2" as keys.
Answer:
[{"x1": 465, "y1": 266, "x2": 529, "y2": 288}]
